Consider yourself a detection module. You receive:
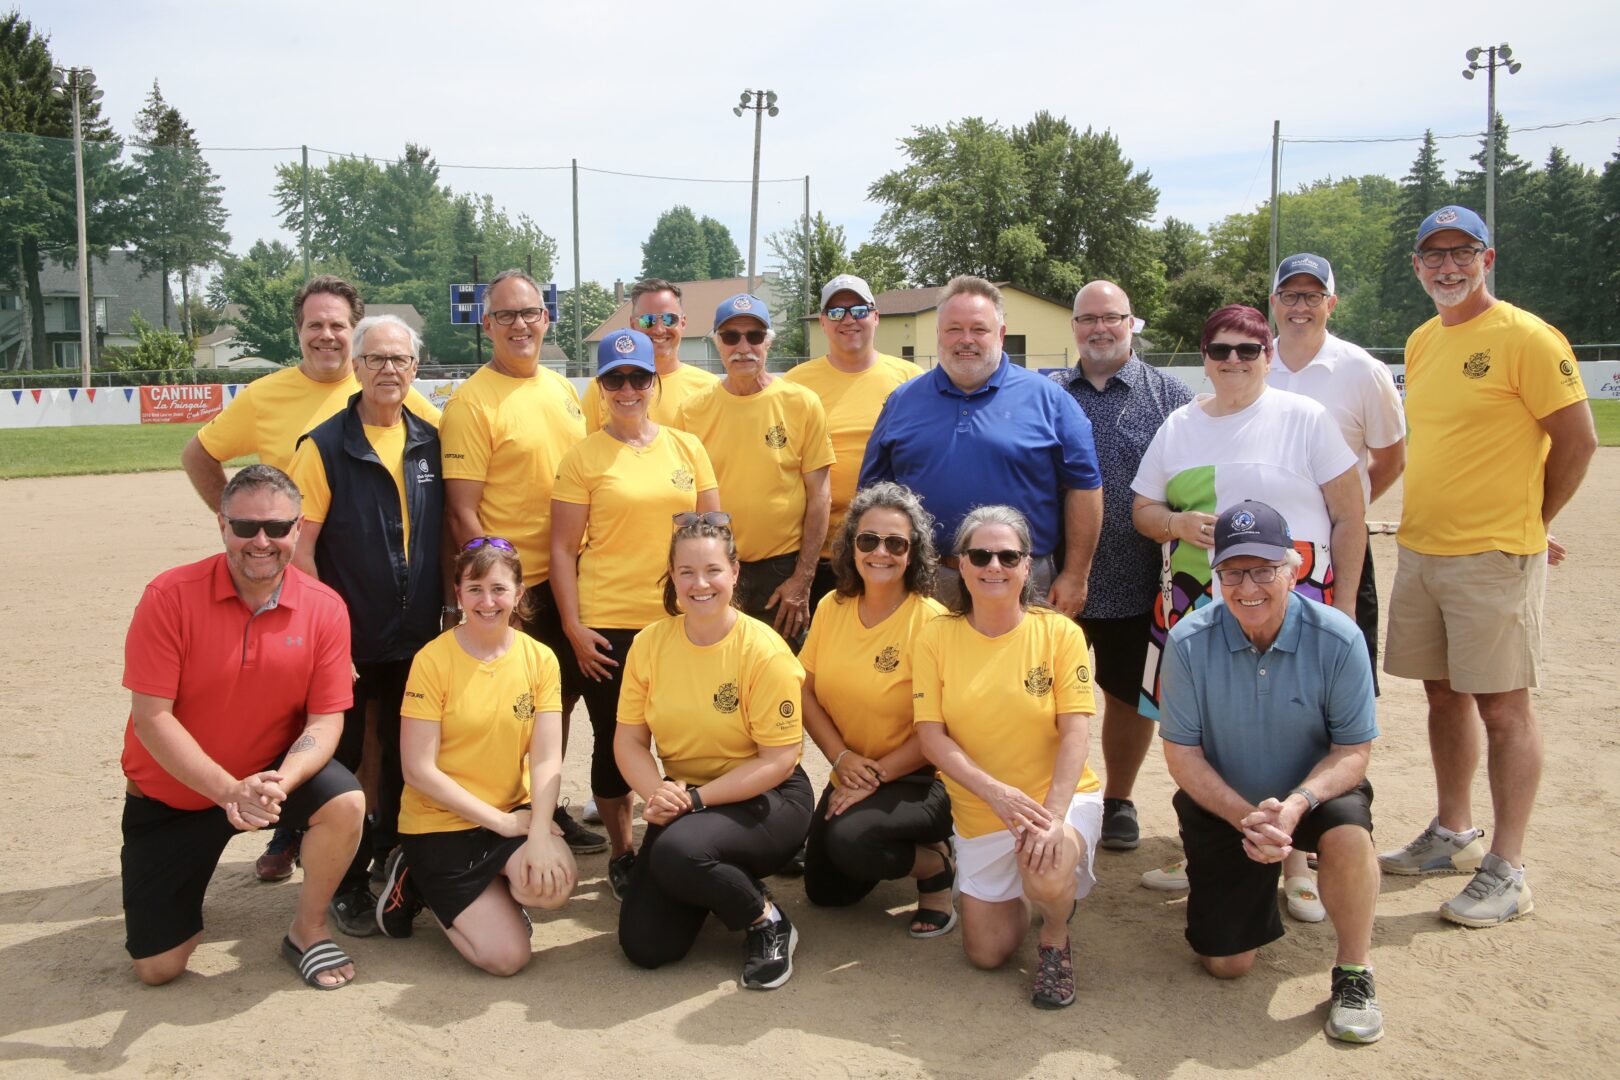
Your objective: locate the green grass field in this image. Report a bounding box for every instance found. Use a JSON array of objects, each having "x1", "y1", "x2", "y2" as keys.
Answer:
[{"x1": 0, "y1": 422, "x2": 256, "y2": 479}]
